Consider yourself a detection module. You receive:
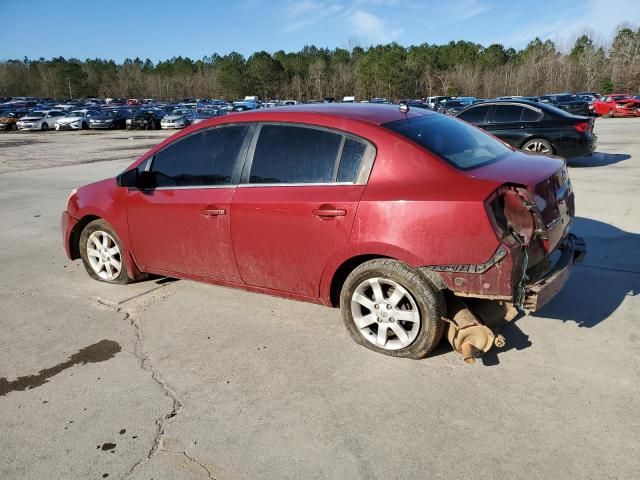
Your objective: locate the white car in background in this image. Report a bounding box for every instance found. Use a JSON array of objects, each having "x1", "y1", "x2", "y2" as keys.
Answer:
[
  {"x1": 160, "y1": 109, "x2": 195, "y2": 129},
  {"x1": 16, "y1": 110, "x2": 66, "y2": 131},
  {"x1": 55, "y1": 109, "x2": 100, "y2": 130}
]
